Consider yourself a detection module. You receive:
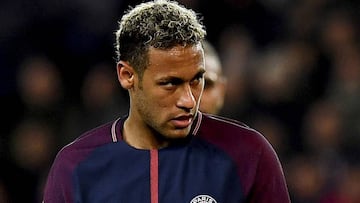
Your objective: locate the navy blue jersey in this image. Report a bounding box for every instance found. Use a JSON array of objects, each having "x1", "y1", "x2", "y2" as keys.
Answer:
[{"x1": 43, "y1": 112, "x2": 290, "y2": 203}]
